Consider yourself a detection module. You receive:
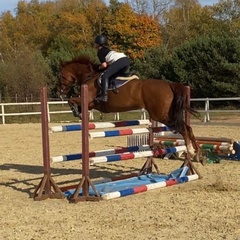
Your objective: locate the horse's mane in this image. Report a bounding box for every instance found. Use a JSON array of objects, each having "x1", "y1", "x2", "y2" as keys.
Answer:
[{"x1": 60, "y1": 55, "x2": 94, "y2": 67}]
